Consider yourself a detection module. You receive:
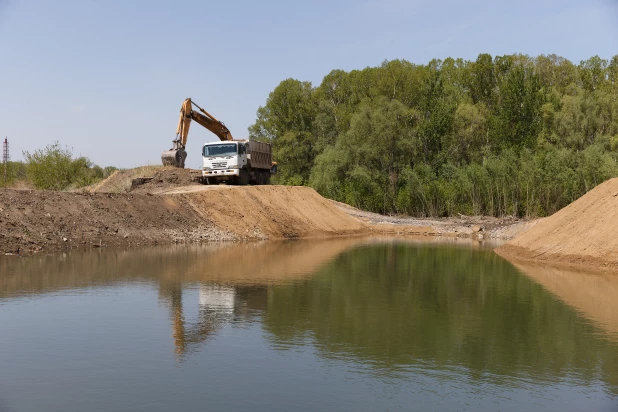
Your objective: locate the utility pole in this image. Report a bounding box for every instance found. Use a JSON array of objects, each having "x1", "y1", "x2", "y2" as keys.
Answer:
[{"x1": 2, "y1": 137, "x2": 8, "y2": 182}]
